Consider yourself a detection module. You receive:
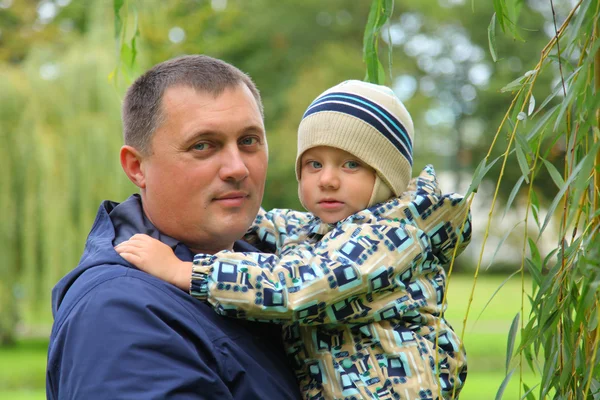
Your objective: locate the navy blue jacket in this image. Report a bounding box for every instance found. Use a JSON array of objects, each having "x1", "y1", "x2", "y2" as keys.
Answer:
[{"x1": 47, "y1": 195, "x2": 301, "y2": 399}]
